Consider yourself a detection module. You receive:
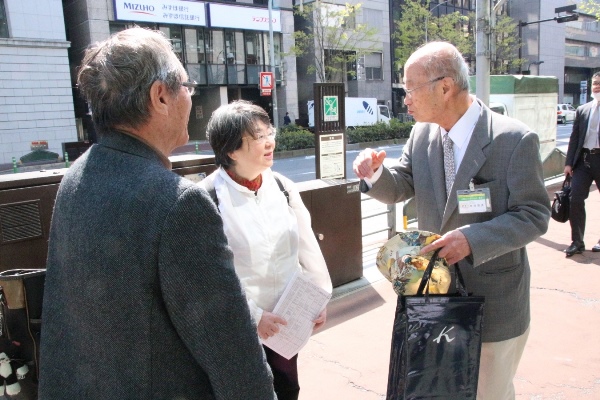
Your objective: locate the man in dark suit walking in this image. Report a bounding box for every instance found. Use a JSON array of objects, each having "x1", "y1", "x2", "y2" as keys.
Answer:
[
  {"x1": 563, "y1": 71, "x2": 600, "y2": 257},
  {"x1": 39, "y1": 27, "x2": 275, "y2": 399},
  {"x1": 353, "y1": 42, "x2": 550, "y2": 399}
]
